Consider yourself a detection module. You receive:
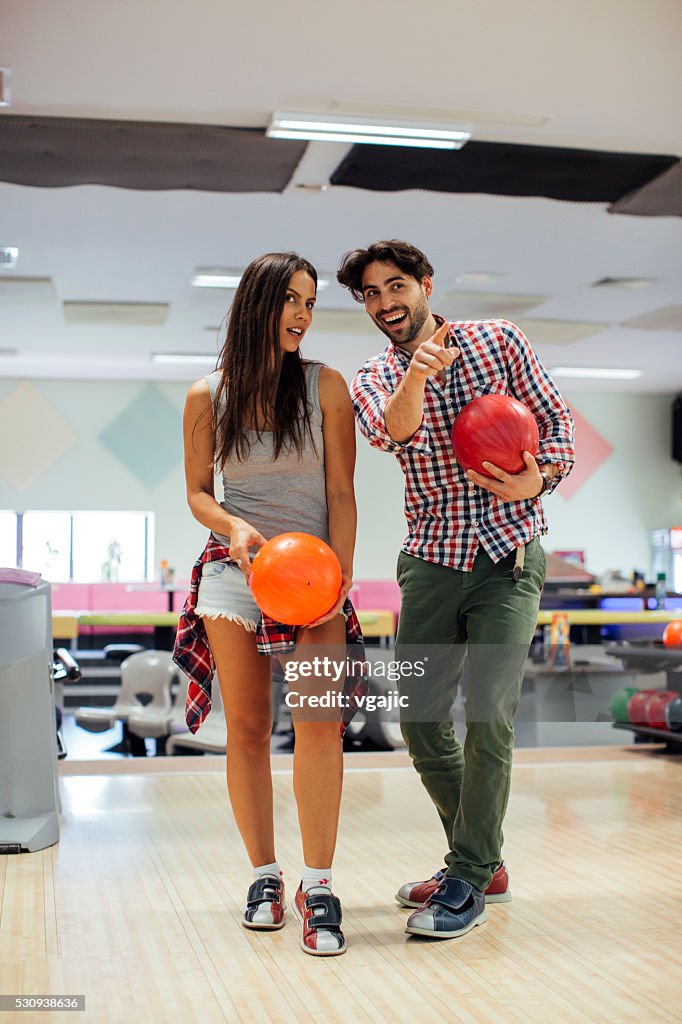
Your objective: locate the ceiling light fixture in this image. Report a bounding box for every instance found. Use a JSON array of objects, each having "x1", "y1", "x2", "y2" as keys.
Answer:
[
  {"x1": 551, "y1": 366, "x2": 642, "y2": 380},
  {"x1": 267, "y1": 112, "x2": 471, "y2": 150},
  {"x1": 454, "y1": 271, "x2": 506, "y2": 286},
  {"x1": 192, "y1": 268, "x2": 330, "y2": 290},
  {"x1": 152, "y1": 353, "x2": 218, "y2": 365},
  {"x1": 192, "y1": 270, "x2": 243, "y2": 289},
  {"x1": 0, "y1": 247, "x2": 18, "y2": 268}
]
